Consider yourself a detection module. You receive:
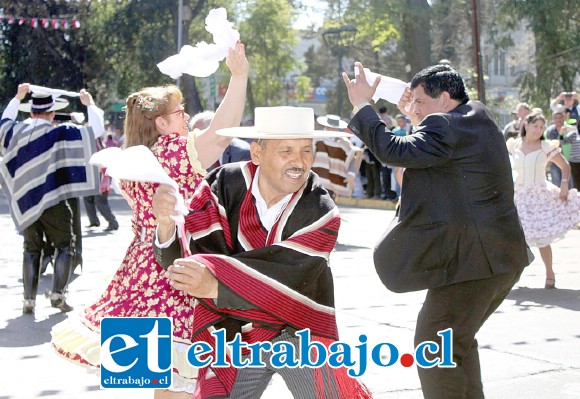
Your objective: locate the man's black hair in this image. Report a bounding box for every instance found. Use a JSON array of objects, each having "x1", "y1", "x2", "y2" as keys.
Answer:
[{"x1": 410, "y1": 65, "x2": 469, "y2": 104}]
